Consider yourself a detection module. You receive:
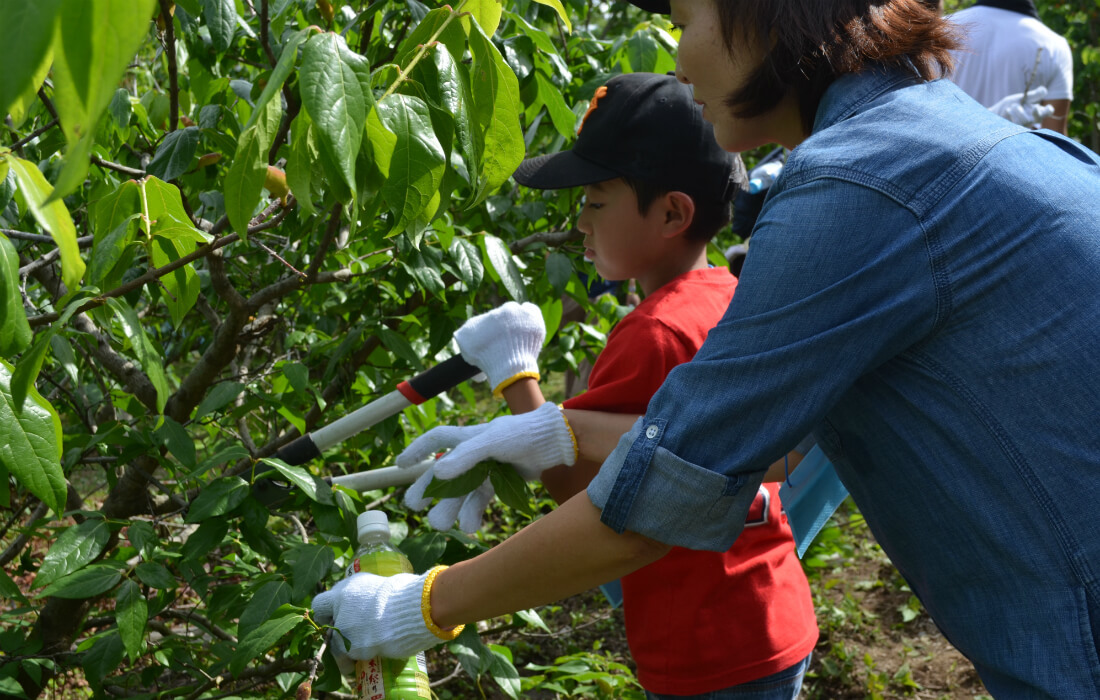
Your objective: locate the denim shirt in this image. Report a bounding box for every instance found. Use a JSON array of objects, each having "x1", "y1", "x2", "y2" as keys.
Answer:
[{"x1": 588, "y1": 66, "x2": 1100, "y2": 698}]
